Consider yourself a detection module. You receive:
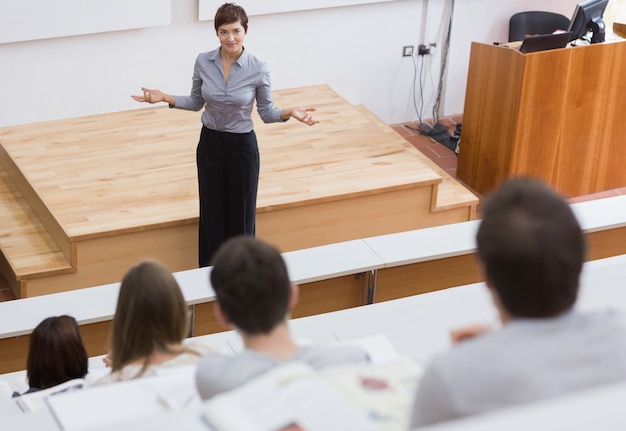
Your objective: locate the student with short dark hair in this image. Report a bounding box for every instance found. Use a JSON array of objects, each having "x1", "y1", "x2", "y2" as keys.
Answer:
[
  {"x1": 14, "y1": 315, "x2": 88, "y2": 396},
  {"x1": 410, "y1": 178, "x2": 626, "y2": 427},
  {"x1": 195, "y1": 236, "x2": 368, "y2": 399}
]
